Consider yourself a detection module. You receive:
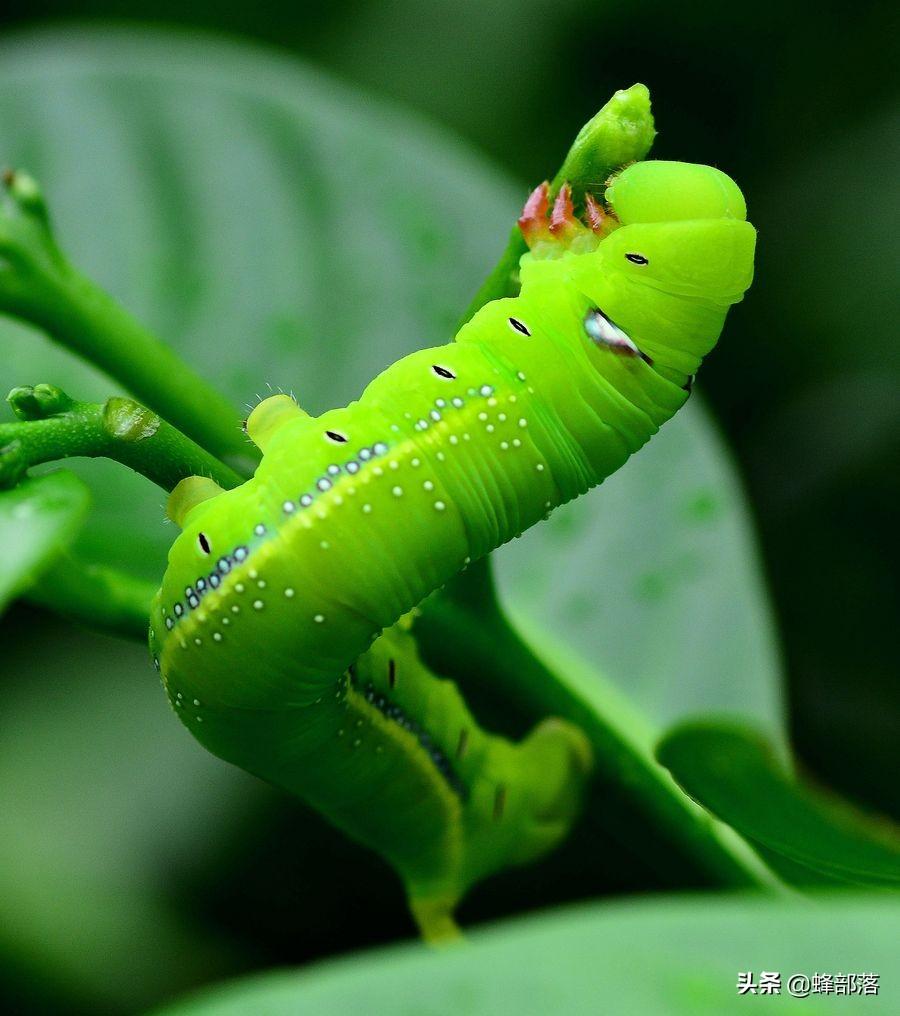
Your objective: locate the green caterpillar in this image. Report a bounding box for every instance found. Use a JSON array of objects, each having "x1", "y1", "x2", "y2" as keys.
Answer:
[{"x1": 149, "y1": 159, "x2": 755, "y2": 938}]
